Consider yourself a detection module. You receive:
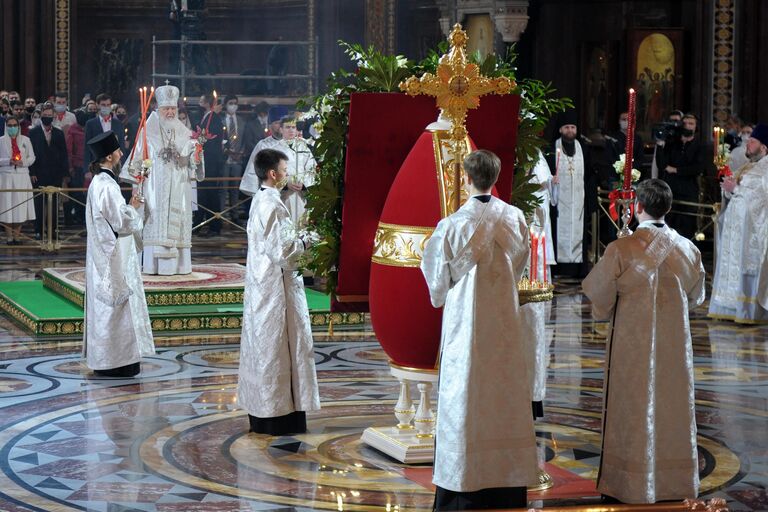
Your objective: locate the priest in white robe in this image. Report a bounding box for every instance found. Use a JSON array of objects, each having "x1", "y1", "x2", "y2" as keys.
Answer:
[
  {"x1": 84, "y1": 131, "x2": 154, "y2": 377},
  {"x1": 709, "y1": 123, "x2": 768, "y2": 323},
  {"x1": 547, "y1": 109, "x2": 593, "y2": 277},
  {"x1": 583, "y1": 179, "x2": 706, "y2": 504},
  {"x1": 237, "y1": 148, "x2": 320, "y2": 435},
  {"x1": 276, "y1": 117, "x2": 316, "y2": 226},
  {"x1": 120, "y1": 84, "x2": 203, "y2": 275},
  {"x1": 421, "y1": 150, "x2": 538, "y2": 511}
]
